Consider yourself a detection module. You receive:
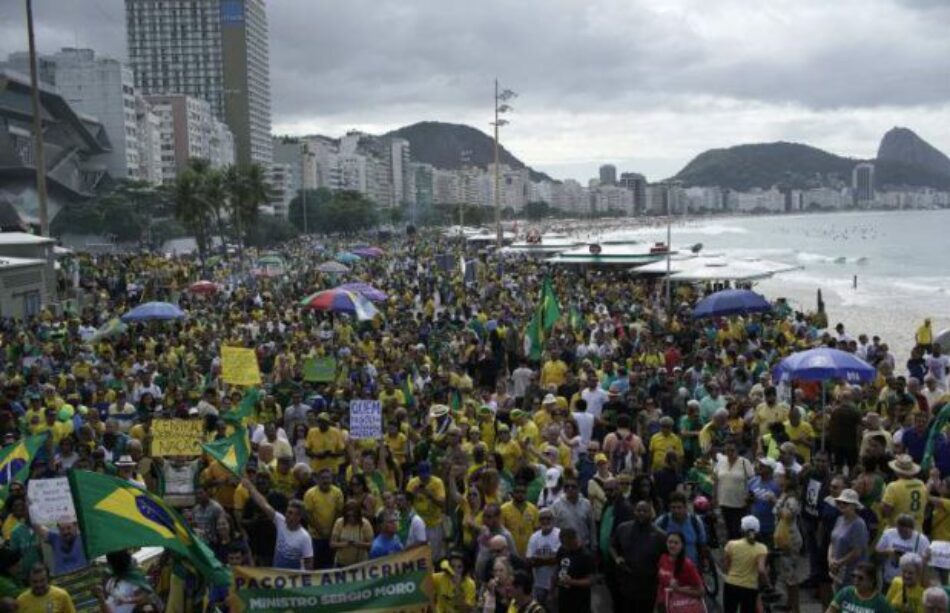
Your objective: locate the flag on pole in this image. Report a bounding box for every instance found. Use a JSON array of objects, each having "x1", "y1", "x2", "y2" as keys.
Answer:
[
  {"x1": 524, "y1": 277, "x2": 561, "y2": 361},
  {"x1": 200, "y1": 427, "x2": 251, "y2": 478},
  {"x1": 221, "y1": 387, "x2": 260, "y2": 425},
  {"x1": 0, "y1": 433, "x2": 47, "y2": 500},
  {"x1": 922, "y1": 402, "x2": 950, "y2": 473},
  {"x1": 569, "y1": 305, "x2": 584, "y2": 332},
  {"x1": 68, "y1": 470, "x2": 231, "y2": 587}
]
